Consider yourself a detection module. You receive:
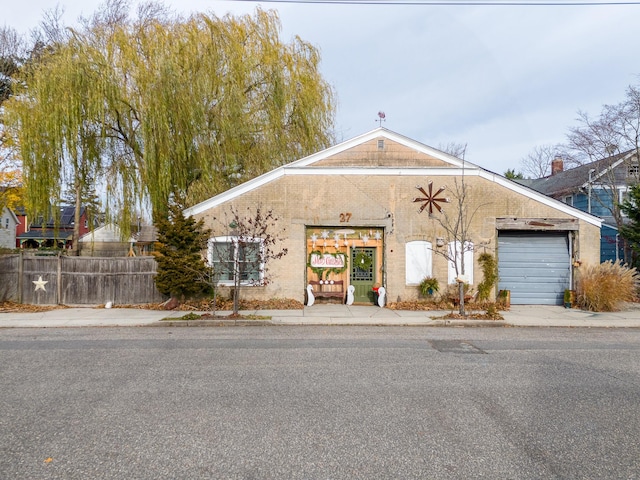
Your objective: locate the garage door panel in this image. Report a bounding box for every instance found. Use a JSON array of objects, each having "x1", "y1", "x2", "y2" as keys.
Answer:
[
  {"x1": 500, "y1": 264, "x2": 567, "y2": 273},
  {"x1": 498, "y1": 232, "x2": 570, "y2": 305}
]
